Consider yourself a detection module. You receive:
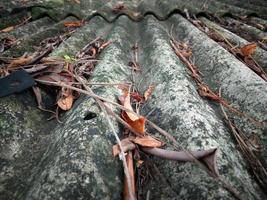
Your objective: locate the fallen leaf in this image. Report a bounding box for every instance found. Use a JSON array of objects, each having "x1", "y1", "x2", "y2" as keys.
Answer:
[
  {"x1": 123, "y1": 91, "x2": 139, "y2": 121},
  {"x1": 0, "y1": 26, "x2": 15, "y2": 33},
  {"x1": 144, "y1": 85, "x2": 155, "y2": 101},
  {"x1": 32, "y1": 86, "x2": 43, "y2": 108},
  {"x1": 131, "y1": 135, "x2": 164, "y2": 147},
  {"x1": 64, "y1": 20, "x2": 84, "y2": 27},
  {"x1": 8, "y1": 56, "x2": 32, "y2": 69},
  {"x1": 131, "y1": 92, "x2": 143, "y2": 102},
  {"x1": 240, "y1": 43, "x2": 257, "y2": 57},
  {"x1": 57, "y1": 88, "x2": 74, "y2": 110},
  {"x1": 136, "y1": 160, "x2": 144, "y2": 167},
  {"x1": 121, "y1": 111, "x2": 146, "y2": 134},
  {"x1": 119, "y1": 88, "x2": 146, "y2": 134}
]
